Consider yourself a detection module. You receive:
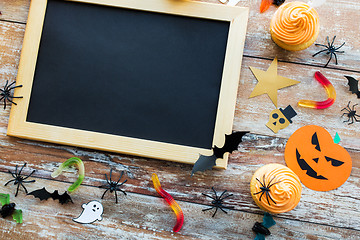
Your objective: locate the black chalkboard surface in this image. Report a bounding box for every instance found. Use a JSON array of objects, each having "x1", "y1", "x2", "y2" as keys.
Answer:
[
  {"x1": 27, "y1": 0, "x2": 229, "y2": 149},
  {"x1": 8, "y1": 0, "x2": 249, "y2": 167}
]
